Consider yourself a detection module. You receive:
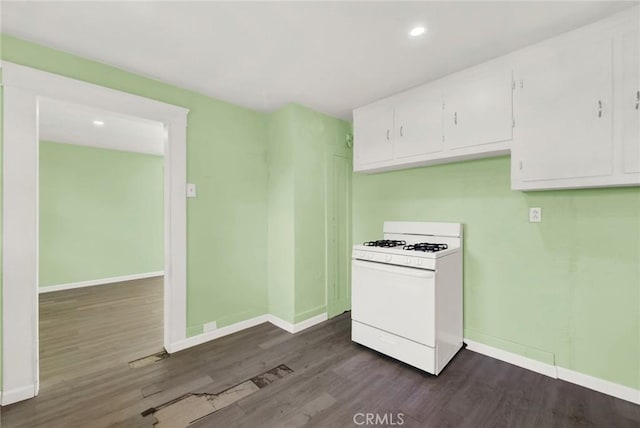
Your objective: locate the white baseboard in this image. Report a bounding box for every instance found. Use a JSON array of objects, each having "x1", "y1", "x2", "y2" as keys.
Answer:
[
  {"x1": 464, "y1": 338, "x2": 640, "y2": 405},
  {"x1": 169, "y1": 314, "x2": 270, "y2": 353},
  {"x1": 267, "y1": 313, "x2": 328, "y2": 334},
  {"x1": 169, "y1": 312, "x2": 329, "y2": 353},
  {"x1": 266, "y1": 314, "x2": 295, "y2": 333},
  {"x1": 38, "y1": 271, "x2": 164, "y2": 293},
  {"x1": 464, "y1": 339, "x2": 558, "y2": 378},
  {"x1": 291, "y1": 313, "x2": 328, "y2": 333},
  {"x1": 556, "y1": 367, "x2": 640, "y2": 405},
  {"x1": 1, "y1": 384, "x2": 36, "y2": 405}
]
